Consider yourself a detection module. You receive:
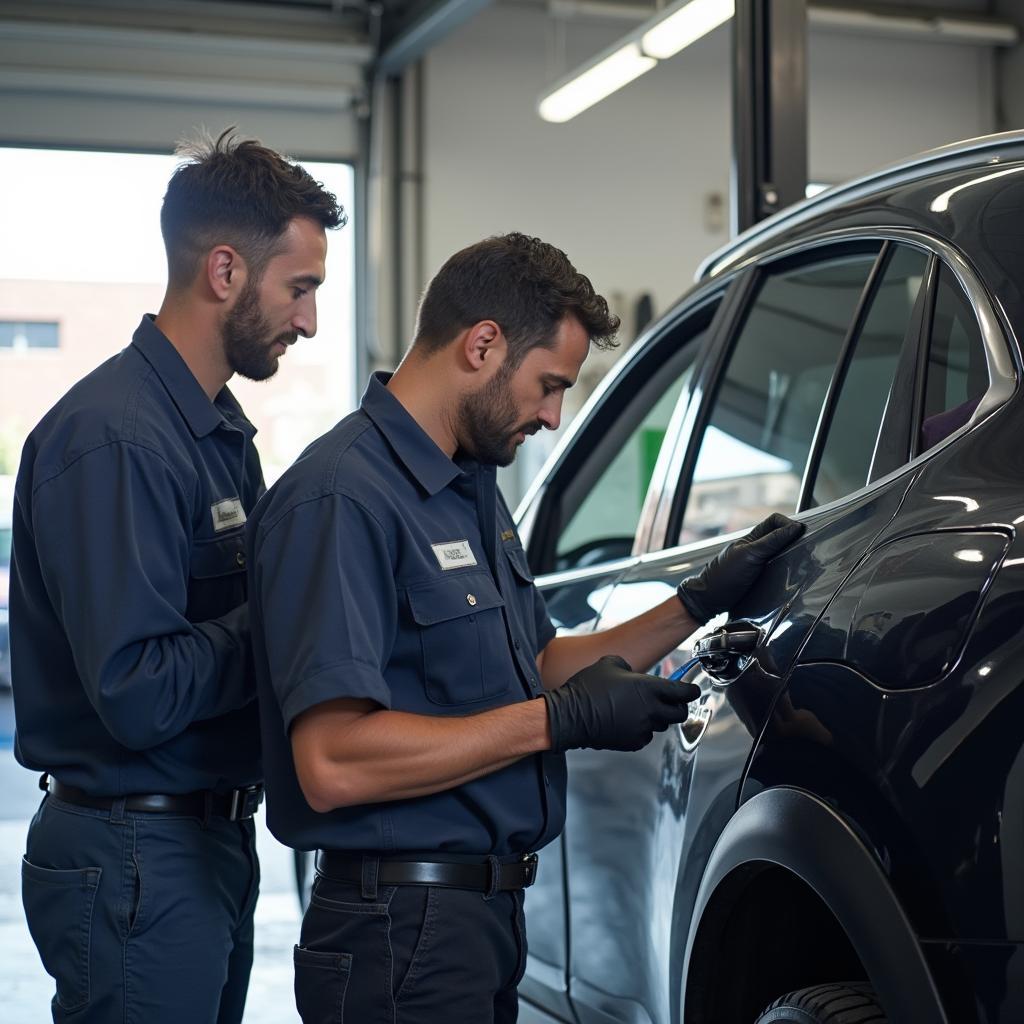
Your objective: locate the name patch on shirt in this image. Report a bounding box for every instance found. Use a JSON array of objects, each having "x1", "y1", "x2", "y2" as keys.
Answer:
[
  {"x1": 211, "y1": 497, "x2": 246, "y2": 533},
  {"x1": 431, "y1": 539, "x2": 478, "y2": 570}
]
